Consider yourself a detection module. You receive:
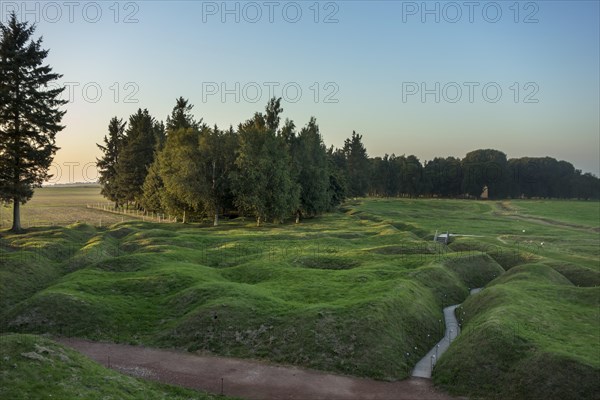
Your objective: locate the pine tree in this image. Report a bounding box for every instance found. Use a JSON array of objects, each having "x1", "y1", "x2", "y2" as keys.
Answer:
[
  {"x1": 326, "y1": 146, "x2": 347, "y2": 209},
  {"x1": 114, "y1": 109, "x2": 158, "y2": 207},
  {"x1": 96, "y1": 117, "x2": 125, "y2": 208},
  {"x1": 292, "y1": 117, "x2": 330, "y2": 221},
  {"x1": 140, "y1": 160, "x2": 164, "y2": 212},
  {"x1": 0, "y1": 13, "x2": 67, "y2": 232},
  {"x1": 166, "y1": 97, "x2": 199, "y2": 132},
  {"x1": 343, "y1": 131, "x2": 370, "y2": 198},
  {"x1": 158, "y1": 127, "x2": 205, "y2": 223}
]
